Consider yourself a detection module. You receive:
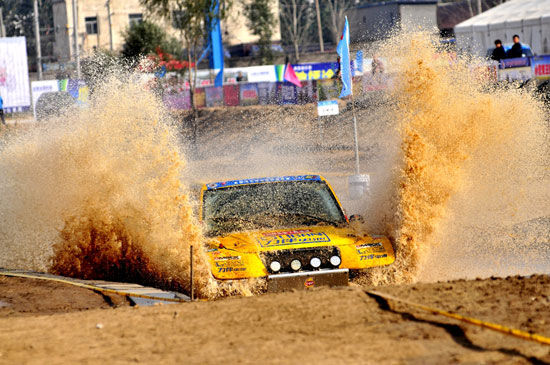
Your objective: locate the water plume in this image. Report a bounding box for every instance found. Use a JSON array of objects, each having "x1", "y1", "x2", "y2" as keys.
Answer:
[
  {"x1": 0, "y1": 75, "x2": 216, "y2": 297},
  {"x1": 364, "y1": 33, "x2": 548, "y2": 285}
]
